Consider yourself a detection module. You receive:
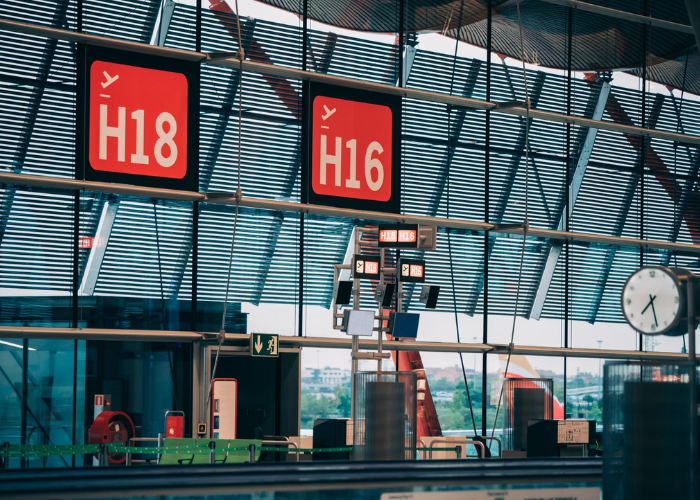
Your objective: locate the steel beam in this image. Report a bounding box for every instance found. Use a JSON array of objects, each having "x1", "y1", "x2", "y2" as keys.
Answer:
[
  {"x1": 137, "y1": 0, "x2": 163, "y2": 44},
  {"x1": 464, "y1": 71, "x2": 547, "y2": 316},
  {"x1": 0, "y1": 326, "x2": 690, "y2": 362},
  {"x1": 78, "y1": 200, "x2": 119, "y2": 296},
  {"x1": 529, "y1": 74, "x2": 612, "y2": 320},
  {"x1": 541, "y1": 0, "x2": 695, "y2": 34},
  {"x1": 150, "y1": 0, "x2": 177, "y2": 46},
  {"x1": 3, "y1": 171, "x2": 700, "y2": 255},
  {"x1": 2, "y1": 19, "x2": 700, "y2": 146},
  {"x1": 587, "y1": 94, "x2": 666, "y2": 323}
]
